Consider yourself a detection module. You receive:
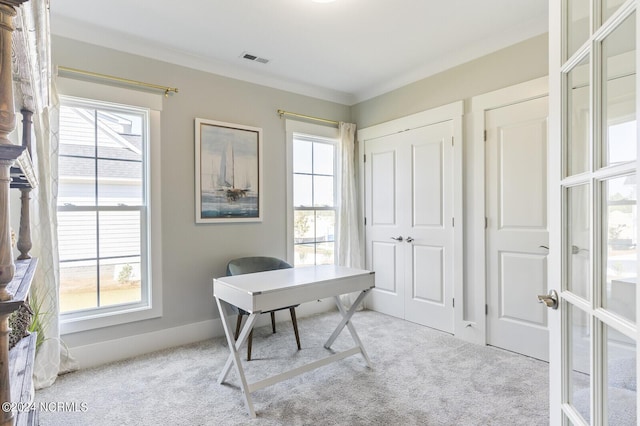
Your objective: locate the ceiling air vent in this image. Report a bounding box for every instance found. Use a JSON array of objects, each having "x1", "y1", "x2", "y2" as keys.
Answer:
[{"x1": 241, "y1": 52, "x2": 270, "y2": 64}]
